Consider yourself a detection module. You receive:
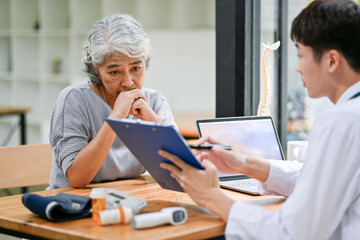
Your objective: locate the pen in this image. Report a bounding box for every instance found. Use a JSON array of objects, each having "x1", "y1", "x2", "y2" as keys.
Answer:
[{"x1": 189, "y1": 144, "x2": 232, "y2": 150}]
